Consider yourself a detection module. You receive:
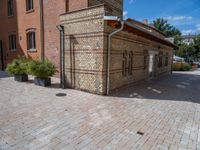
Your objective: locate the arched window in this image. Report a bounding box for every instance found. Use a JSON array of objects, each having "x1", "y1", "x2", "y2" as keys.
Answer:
[
  {"x1": 122, "y1": 50, "x2": 127, "y2": 76},
  {"x1": 165, "y1": 52, "x2": 169, "y2": 66},
  {"x1": 27, "y1": 31, "x2": 36, "y2": 50},
  {"x1": 128, "y1": 51, "x2": 133, "y2": 75},
  {"x1": 158, "y1": 51, "x2": 163, "y2": 68},
  {"x1": 144, "y1": 50, "x2": 148, "y2": 70}
]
